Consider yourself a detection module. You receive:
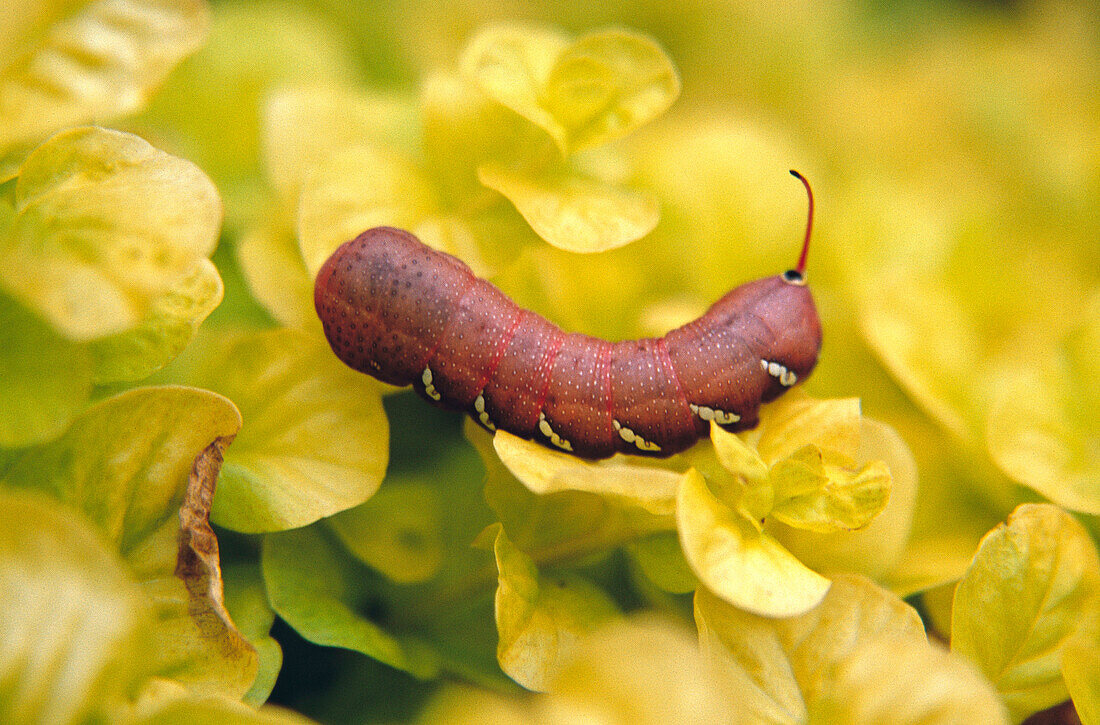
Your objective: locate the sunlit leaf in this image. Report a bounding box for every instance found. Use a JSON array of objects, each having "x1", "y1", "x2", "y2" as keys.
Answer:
[
  {"x1": 0, "y1": 126, "x2": 222, "y2": 340},
  {"x1": 478, "y1": 163, "x2": 658, "y2": 253},
  {"x1": 542, "y1": 29, "x2": 680, "y2": 152},
  {"x1": 190, "y1": 328, "x2": 389, "y2": 533},
  {"x1": 329, "y1": 478, "x2": 445, "y2": 584},
  {"x1": 490, "y1": 523, "x2": 619, "y2": 690},
  {"x1": 0, "y1": 489, "x2": 153, "y2": 724},
  {"x1": 0, "y1": 386, "x2": 259, "y2": 698},
  {"x1": 90, "y1": 257, "x2": 223, "y2": 383},
  {"x1": 493, "y1": 429, "x2": 681, "y2": 516},
  {"x1": 0, "y1": 0, "x2": 210, "y2": 162},
  {"x1": 262, "y1": 525, "x2": 441, "y2": 679},
  {"x1": 297, "y1": 143, "x2": 437, "y2": 276},
  {"x1": 696, "y1": 575, "x2": 1005, "y2": 724},
  {"x1": 677, "y1": 468, "x2": 830, "y2": 617},
  {"x1": 951, "y1": 503, "x2": 1100, "y2": 721},
  {"x1": 459, "y1": 23, "x2": 572, "y2": 152},
  {"x1": 0, "y1": 291, "x2": 92, "y2": 447}
]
